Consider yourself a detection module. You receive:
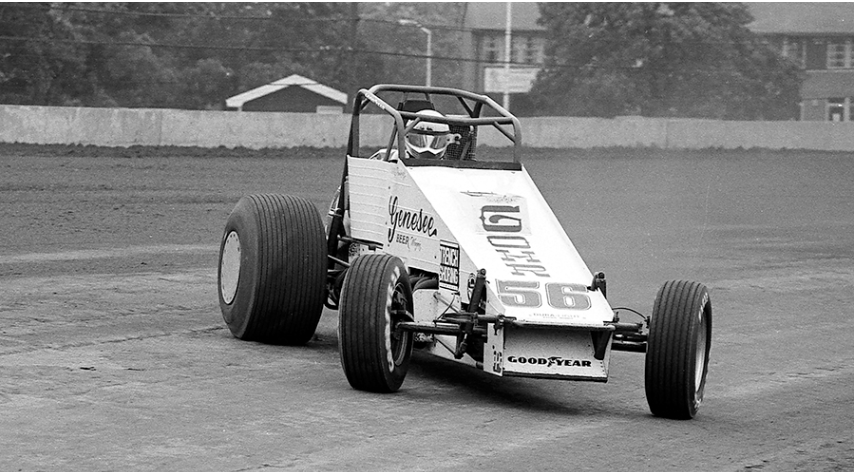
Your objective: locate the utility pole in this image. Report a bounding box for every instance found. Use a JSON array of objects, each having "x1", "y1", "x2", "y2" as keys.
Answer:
[
  {"x1": 399, "y1": 19, "x2": 432, "y2": 87},
  {"x1": 348, "y1": 2, "x2": 359, "y2": 112},
  {"x1": 503, "y1": 1, "x2": 512, "y2": 110}
]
